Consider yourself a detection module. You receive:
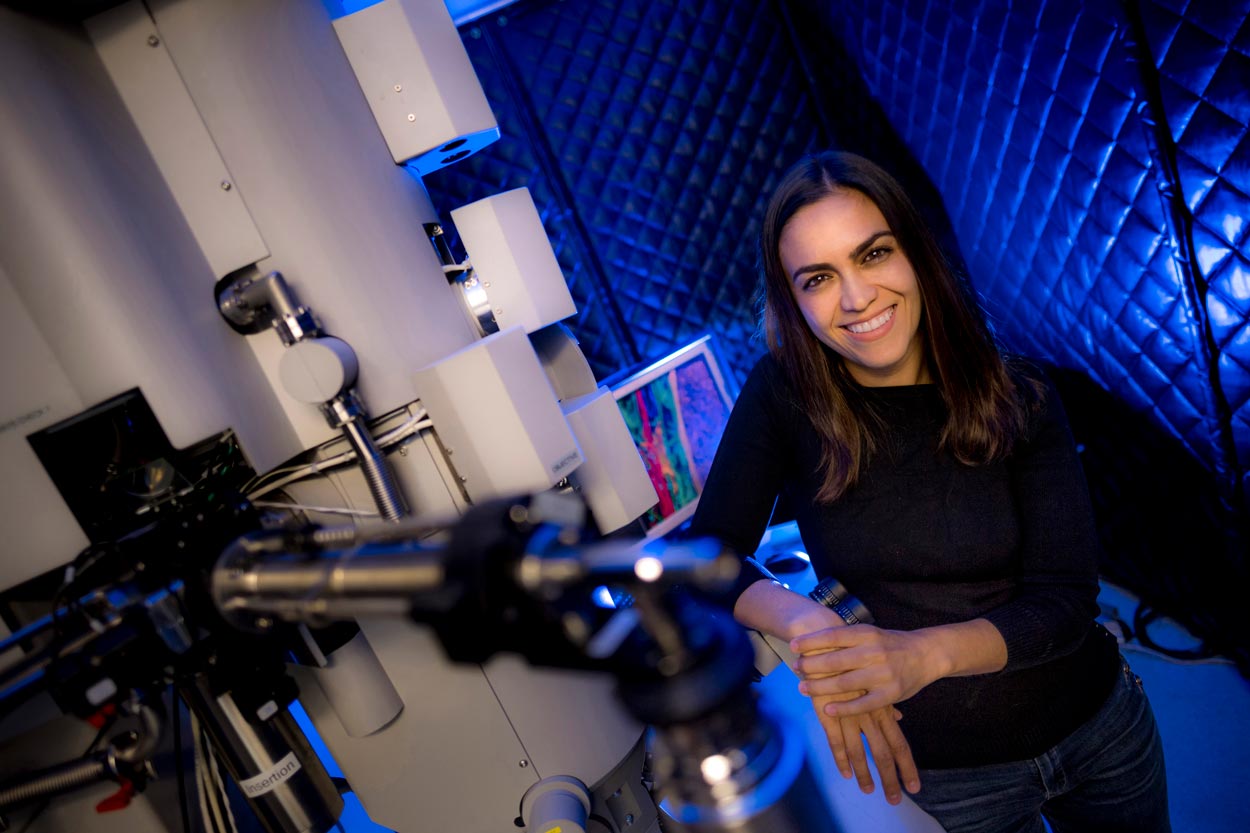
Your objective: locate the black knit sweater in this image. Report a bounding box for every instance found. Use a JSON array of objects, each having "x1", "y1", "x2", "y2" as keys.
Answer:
[{"x1": 690, "y1": 353, "x2": 1120, "y2": 769}]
